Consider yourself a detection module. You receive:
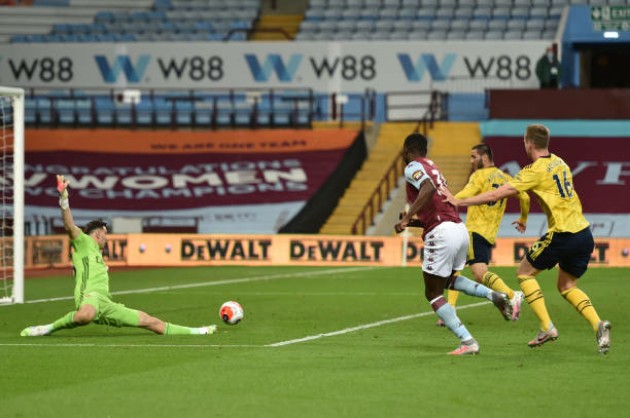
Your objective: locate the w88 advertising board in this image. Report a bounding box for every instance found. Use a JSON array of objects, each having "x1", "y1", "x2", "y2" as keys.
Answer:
[{"x1": 0, "y1": 41, "x2": 547, "y2": 92}]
